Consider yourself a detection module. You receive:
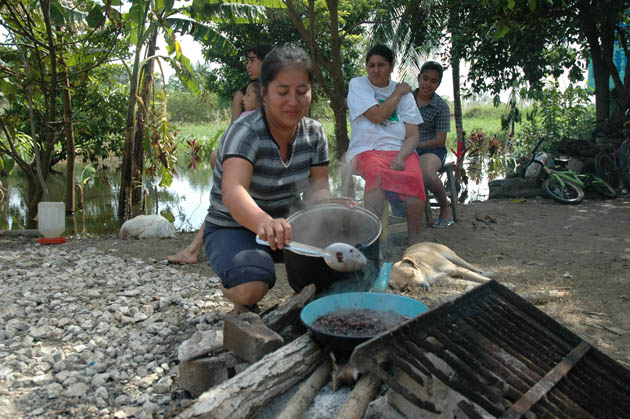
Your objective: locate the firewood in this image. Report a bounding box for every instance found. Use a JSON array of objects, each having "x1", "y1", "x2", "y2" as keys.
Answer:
[
  {"x1": 330, "y1": 352, "x2": 360, "y2": 391},
  {"x1": 178, "y1": 333, "x2": 323, "y2": 419},
  {"x1": 335, "y1": 374, "x2": 381, "y2": 419},
  {"x1": 276, "y1": 358, "x2": 331, "y2": 419}
]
